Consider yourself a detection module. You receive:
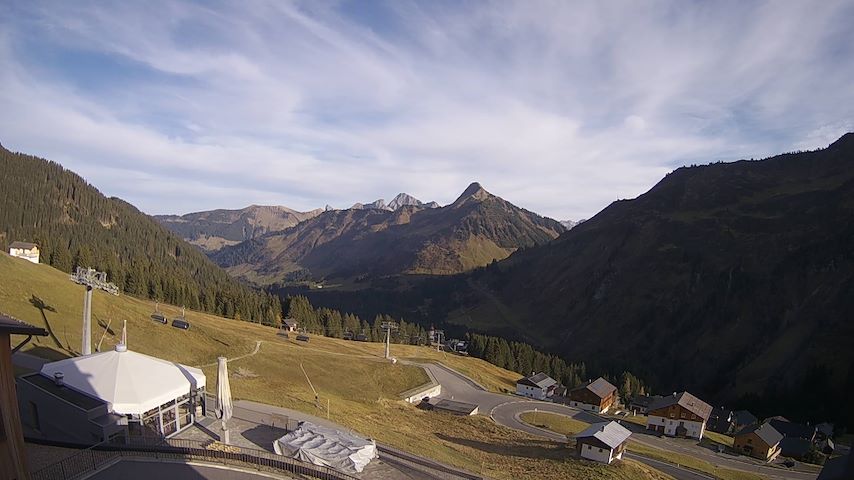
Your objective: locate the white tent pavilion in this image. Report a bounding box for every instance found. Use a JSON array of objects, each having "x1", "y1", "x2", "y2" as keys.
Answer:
[
  {"x1": 273, "y1": 422, "x2": 378, "y2": 473},
  {"x1": 39, "y1": 347, "x2": 206, "y2": 438}
]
